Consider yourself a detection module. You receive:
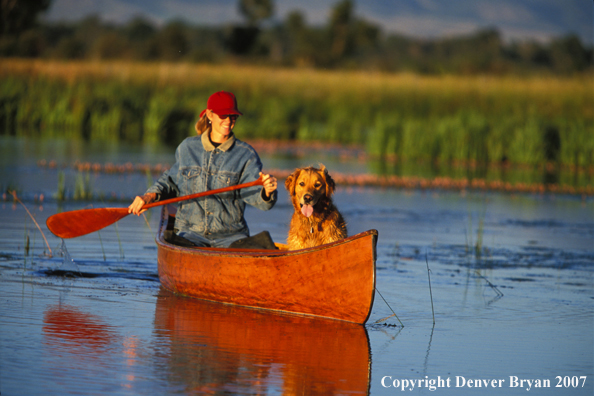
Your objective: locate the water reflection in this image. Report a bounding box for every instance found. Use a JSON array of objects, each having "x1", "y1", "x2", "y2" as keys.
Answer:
[
  {"x1": 41, "y1": 303, "x2": 141, "y2": 393},
  {"x1": 43, "y1": 304, "x2": 116, "y2": 354},
  {"x1": 153, "y1": 289, "x2": 371, "y2": 395}
]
